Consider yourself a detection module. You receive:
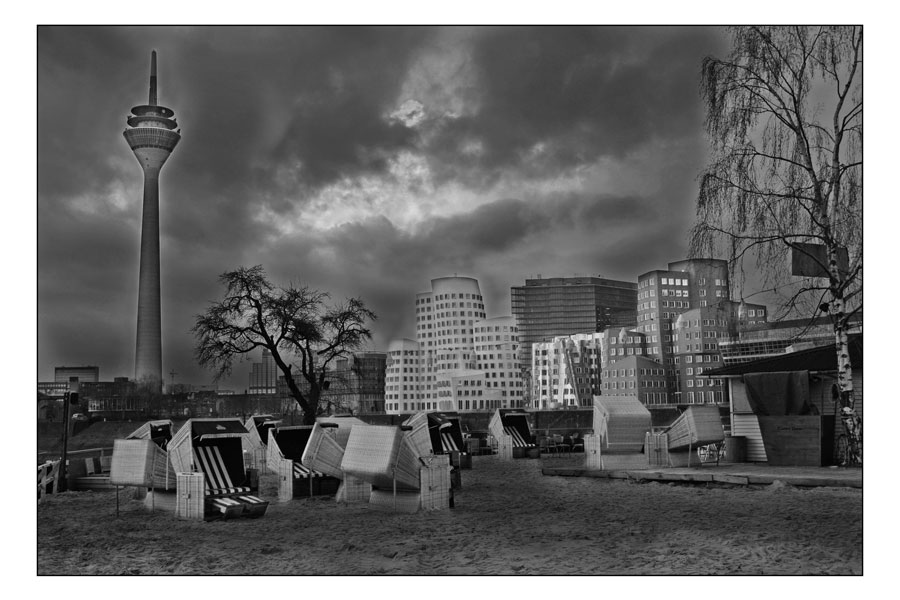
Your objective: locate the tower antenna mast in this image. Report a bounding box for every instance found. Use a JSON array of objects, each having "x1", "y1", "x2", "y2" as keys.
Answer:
[{"x1": 123, "y1": 51, "x2": 182, "y2": 394}]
